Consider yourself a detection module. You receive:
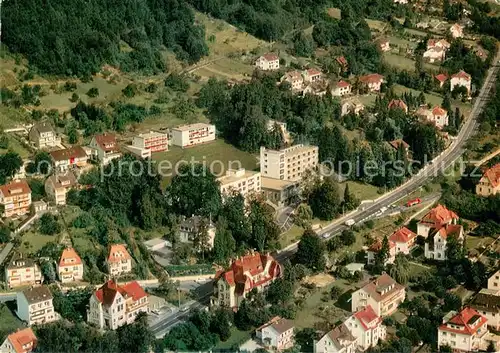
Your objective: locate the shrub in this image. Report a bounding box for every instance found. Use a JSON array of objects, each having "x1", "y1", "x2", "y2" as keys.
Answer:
[{"x1": 86, "y1": 87, "x2": 99, "y2": 97}]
